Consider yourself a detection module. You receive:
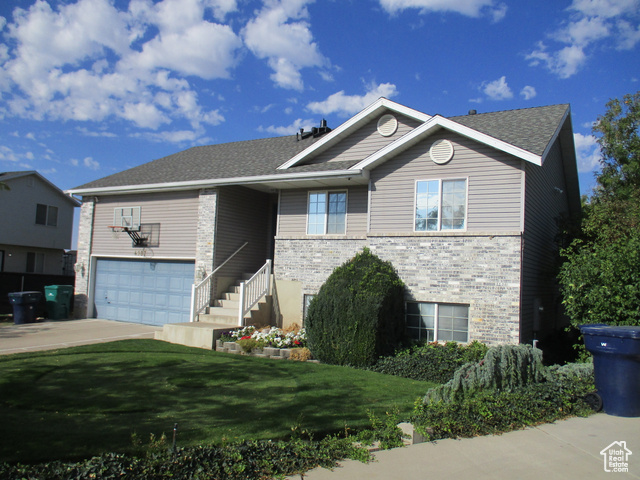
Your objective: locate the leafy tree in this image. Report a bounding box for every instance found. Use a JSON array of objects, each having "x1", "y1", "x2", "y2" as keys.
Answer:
[
  {"x1": 559, "y1": 92, "x2": 640, "y2": 329},
  {"x1": 305, "y1": 248, "x2": 406, "y2": 367}
]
